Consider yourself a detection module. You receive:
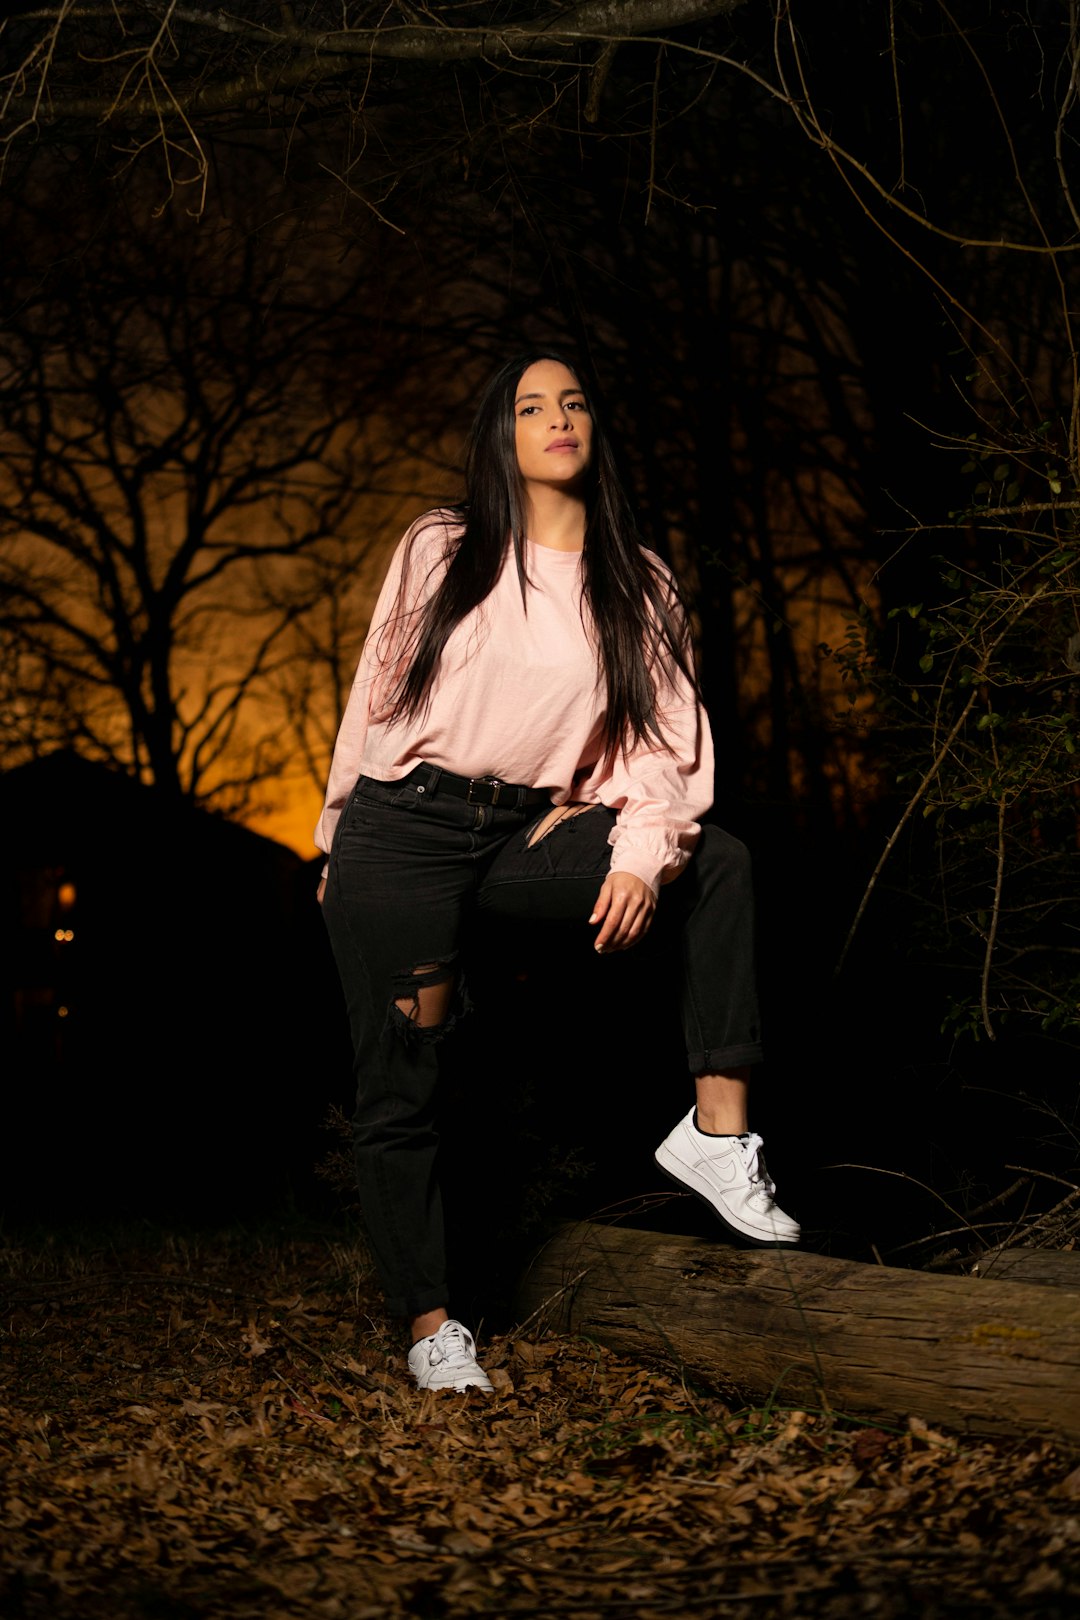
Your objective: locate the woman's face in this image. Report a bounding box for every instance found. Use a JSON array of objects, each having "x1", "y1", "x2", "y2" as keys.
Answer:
[{"x1": 513, "y1": 359, "x2": 593, "y2": 491}]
